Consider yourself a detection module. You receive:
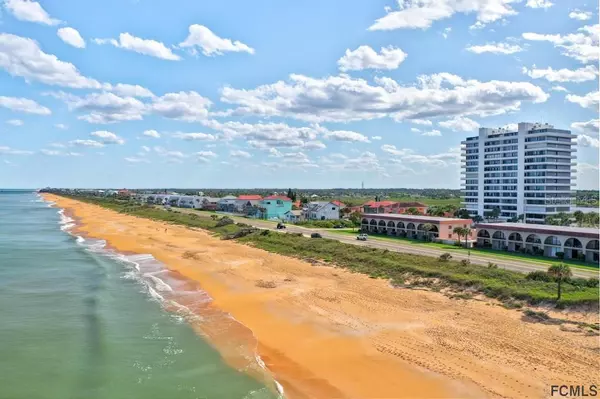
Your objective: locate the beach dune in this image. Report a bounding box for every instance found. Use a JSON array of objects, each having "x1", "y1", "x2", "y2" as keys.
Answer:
[{"x1": 45, "y1": 194, "x2": 600, "y2": 399}]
